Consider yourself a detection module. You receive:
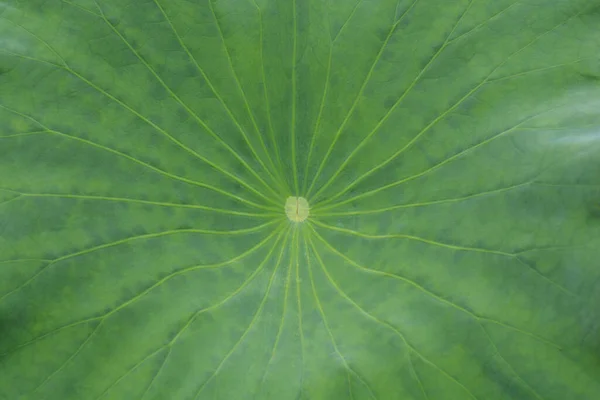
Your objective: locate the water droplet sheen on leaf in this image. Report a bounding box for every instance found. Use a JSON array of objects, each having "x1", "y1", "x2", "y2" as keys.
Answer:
[{"x1": 285, "y1": 196, "x2": 309, "y2": 222}]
